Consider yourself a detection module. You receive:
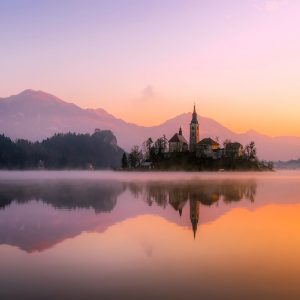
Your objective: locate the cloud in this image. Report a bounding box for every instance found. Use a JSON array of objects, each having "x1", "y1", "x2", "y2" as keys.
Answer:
[
  {"x1": 254, "y1": 0, "x2": 288, "y2": 12},
  {"x1": 132, "y1": 85, "x2": 158, "y2": 104},
  {"x1": 141, "y1": 85, "x2": 155, "y2": 99}
]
